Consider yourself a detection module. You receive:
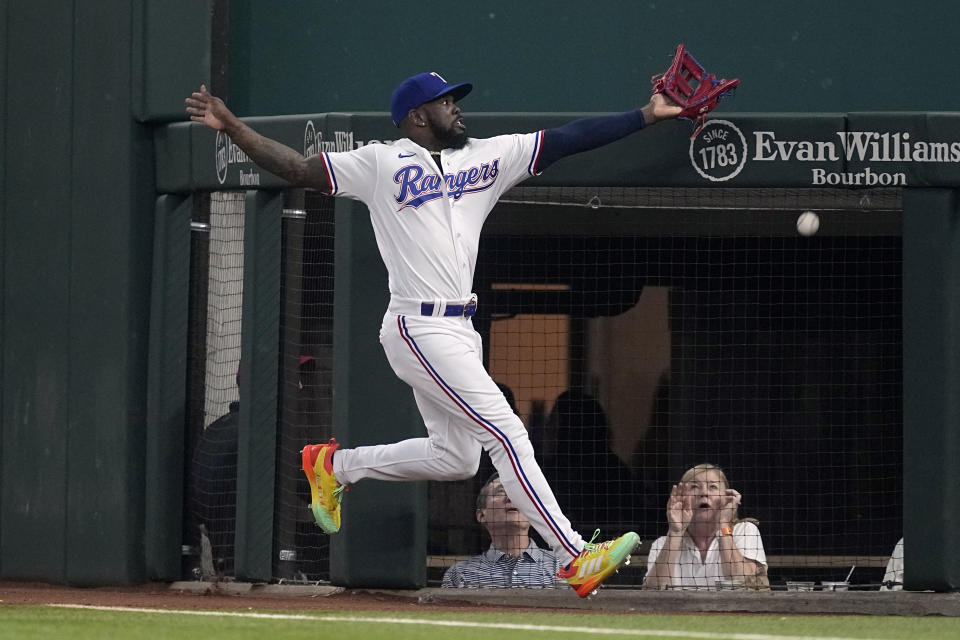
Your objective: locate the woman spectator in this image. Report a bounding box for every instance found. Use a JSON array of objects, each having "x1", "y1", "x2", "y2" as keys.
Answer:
[{"x1": 643, "y1": 463, "x2": 768, "y2": 590}]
